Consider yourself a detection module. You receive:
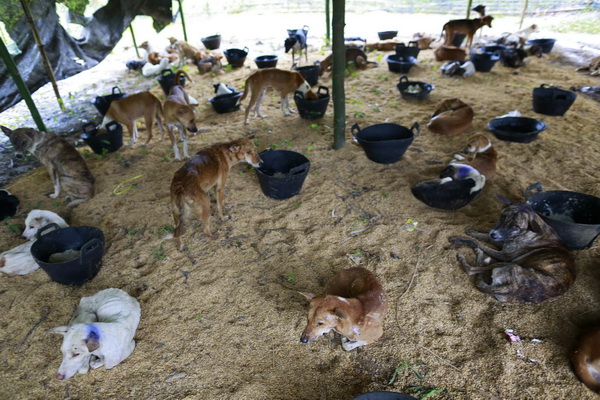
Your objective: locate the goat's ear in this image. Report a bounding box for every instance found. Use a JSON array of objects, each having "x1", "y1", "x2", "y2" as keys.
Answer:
[
  {"x1": 334, "y1": 308, "x2": 347, "y2": 319},
  {"x1": 298, "y1": 291, "x2": 315, "y2": 300},
  {"x1": 495, "y1": 194, "x2": 512, "y2": 205},
  {"x1": 49, "y1": 326, "x2": 69, "y2": 335}
]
